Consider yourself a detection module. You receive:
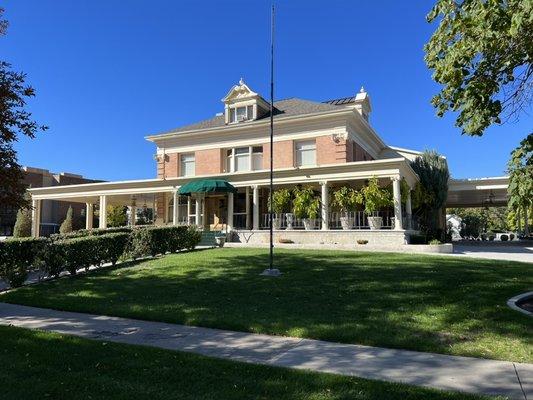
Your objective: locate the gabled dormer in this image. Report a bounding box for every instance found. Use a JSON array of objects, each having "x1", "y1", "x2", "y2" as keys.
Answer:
[{"x1": 222, "y1": 78, "x2": 270, "y2": 124}]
